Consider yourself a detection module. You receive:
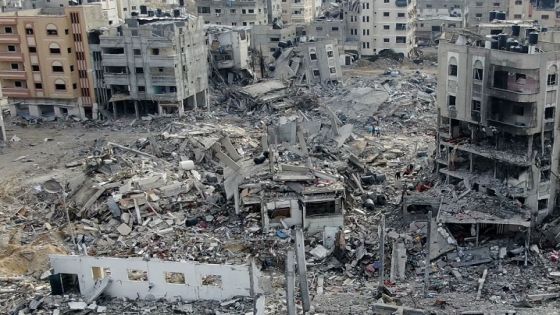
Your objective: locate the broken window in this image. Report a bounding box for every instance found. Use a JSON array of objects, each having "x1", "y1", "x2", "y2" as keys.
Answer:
[
  {"x1": 541, "y1": 169, "x2": 551, "y2": 182},
  {"x1": 473, "y1": 67, "x2": 483, "y2": 81},
  {"x1": 165, "y1": 272, "x2": 185, "y2": 284},
  {"x1": 513, "y1": 105, "x2": 524, "y2": 116},
  {"x1": 545, "y1": 107, "x2": 555, "y2": 119},
  {"x1": 538, "y1": 198, "x2": 549, "y2": 210},
  {"x1": 448, "y1": 59, "x2": 457, "y2": 76},
  {"x1": 548, "y1": 73, "x2": 557, "y2": 86},
  {"x1": 448, "y1": 95, "x2": 456, "y2": 107},
  {"x1": 327, "y1": 50, "x2": 334, "y2": 58},
  {"x1": 309, "y1": 48, "x2": 317, "y2": 60},
  {"x1": 471, "y1": 100, "x2": 481, "y2": 112},
  {"x1": 329, "y1": 67, "x2": 336, "y2": 74},
  {"x1": 197, "y1": 6, "x2": 210, "y2": 13},
  {"x1": 268, "y1": 206, "x2": 291, "y2": 219},
  {"x1": 201, "y1": 275, "x2": 222, "y2": 287},
  {"x1": 306, "y1": 200, "x2": 336, "y2": 217},
  {"x1": 127, "y1": 269, "x2": 148, "y2": 281},
  {"x1": 312, "y1": 69, "x2": 320, "y2": 77}
]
